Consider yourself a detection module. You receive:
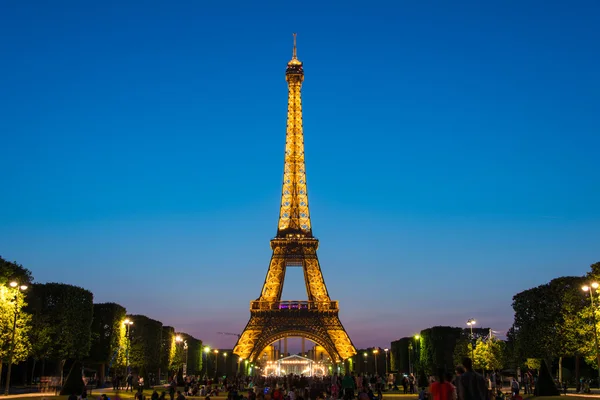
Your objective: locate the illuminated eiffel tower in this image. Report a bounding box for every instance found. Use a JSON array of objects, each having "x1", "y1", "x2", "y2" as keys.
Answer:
[{"x1": 233, "y1": 35, "x2": 356, "y2": 364}]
